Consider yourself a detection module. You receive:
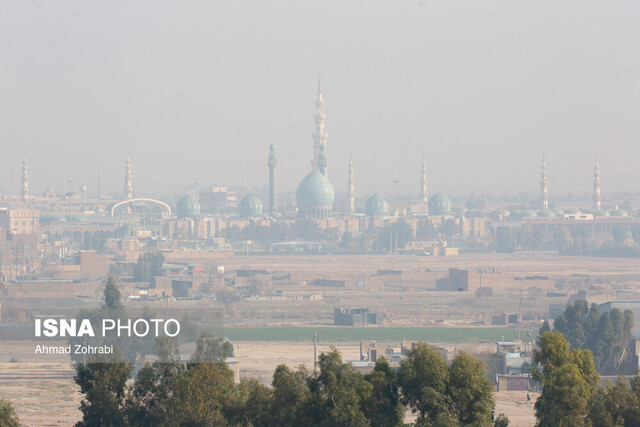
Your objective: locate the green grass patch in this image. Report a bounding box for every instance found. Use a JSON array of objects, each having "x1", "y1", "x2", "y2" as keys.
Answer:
[{"x1": 222, "y1": 326, "x2": 536, "y2": 343}]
